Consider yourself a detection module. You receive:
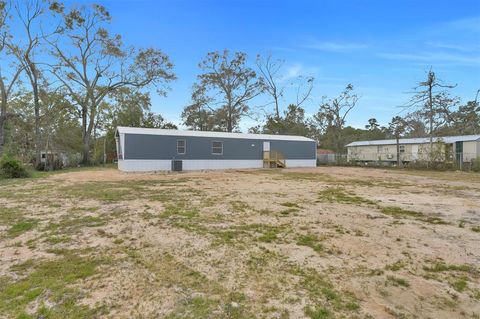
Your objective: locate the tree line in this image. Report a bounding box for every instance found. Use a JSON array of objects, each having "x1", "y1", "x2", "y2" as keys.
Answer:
[{"x1": 1, "y1": 1, "x2": 478, "y2": 169}]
